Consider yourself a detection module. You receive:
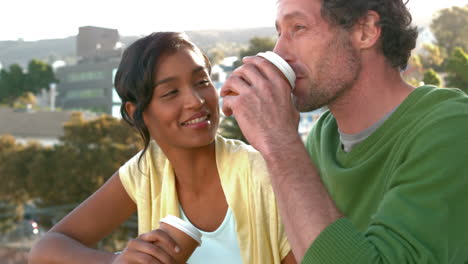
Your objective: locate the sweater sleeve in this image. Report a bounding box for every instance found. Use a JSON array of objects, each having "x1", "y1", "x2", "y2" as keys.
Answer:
[{"x1": 302, "y1": 111, "x2": 468, "y2": 263}]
